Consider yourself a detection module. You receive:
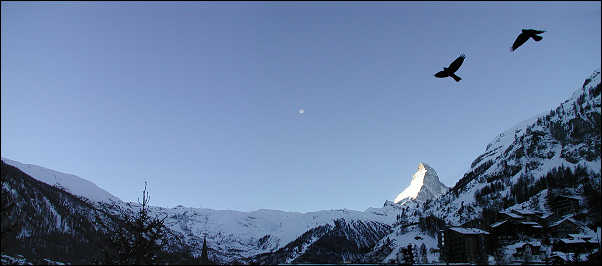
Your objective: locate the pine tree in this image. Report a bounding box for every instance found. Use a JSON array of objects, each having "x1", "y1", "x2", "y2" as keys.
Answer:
[
  {"x1": 201, "y1": 235, "x2": 209, "y2": 264},
  {"x1": 420, "y1": 243, "x2": 427, "y2": 263},
  {"x1": 403, "y1": 244, "x2": 415, "y2": 265},
  {"x1": 95, "y1": 182, "x2": 170, "y2": 265},
  {"x1": 1, "y1": 172, "x2": 18, "y2": 251}
]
